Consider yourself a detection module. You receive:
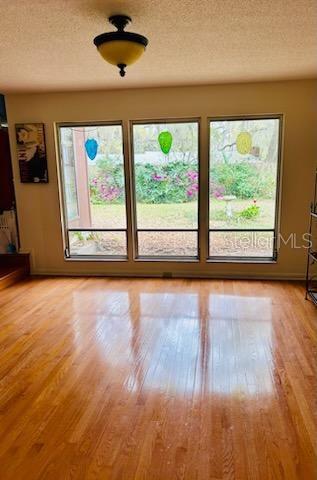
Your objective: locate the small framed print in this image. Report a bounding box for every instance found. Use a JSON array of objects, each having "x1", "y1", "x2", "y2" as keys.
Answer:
[{"x1": 15, "y1": 123, "x2": 48, "y2": 183}]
